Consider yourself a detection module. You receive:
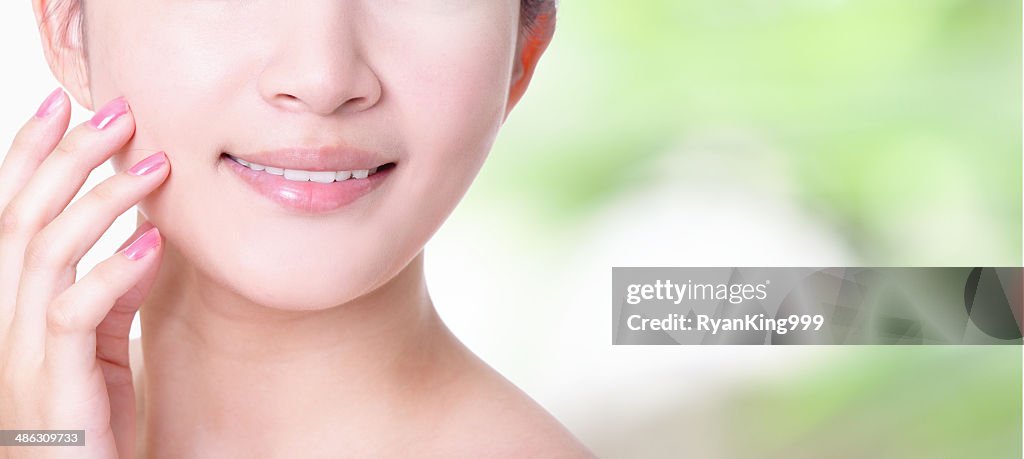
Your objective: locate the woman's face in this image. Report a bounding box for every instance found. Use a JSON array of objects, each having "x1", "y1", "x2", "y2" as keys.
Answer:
[{"x1": 76, "y1": 0, "x2": 525, "y2": 309}]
